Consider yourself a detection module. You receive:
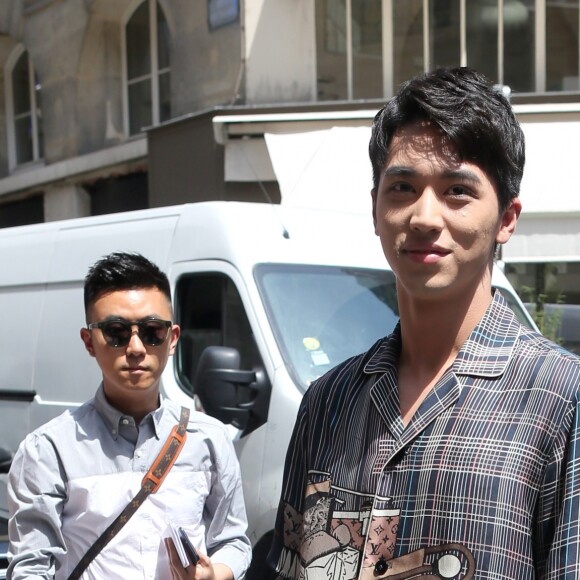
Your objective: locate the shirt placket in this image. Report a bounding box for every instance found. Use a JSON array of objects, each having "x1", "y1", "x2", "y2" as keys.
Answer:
[
  {"x1": 358, "y1": 438, "x2": 409, "y2": 580},
  {"x1": 133, "y1": 419, "x2": 160, "y2": 578},
  {"x1": 359, "y1": 372, "x2": 462, "y2": 580}
]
